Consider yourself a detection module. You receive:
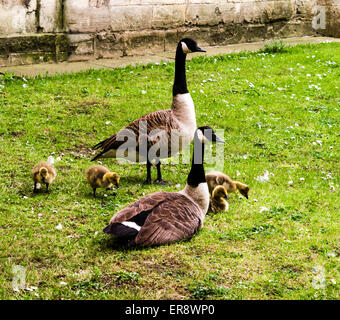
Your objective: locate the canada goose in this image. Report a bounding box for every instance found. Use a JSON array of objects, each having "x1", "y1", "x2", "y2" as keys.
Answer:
[
  {"x1": 209, "y1": 186, "x2": 229, "y2": 213},
  {"x1": 103, "y1": 126, "x2": 224, "y2": 247},
  {"x1": 31, "y1": 161, "x2": 56, "y2": 193},
  {"x1": 205, "y1": 171, "x2": 249, "y2": 199},
  {"x1": 85, "y1": 165, "x2": 119, "y2": 197},
  {"x1": 91, "y1": 38, "x2": 206, "y2": 184}
]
